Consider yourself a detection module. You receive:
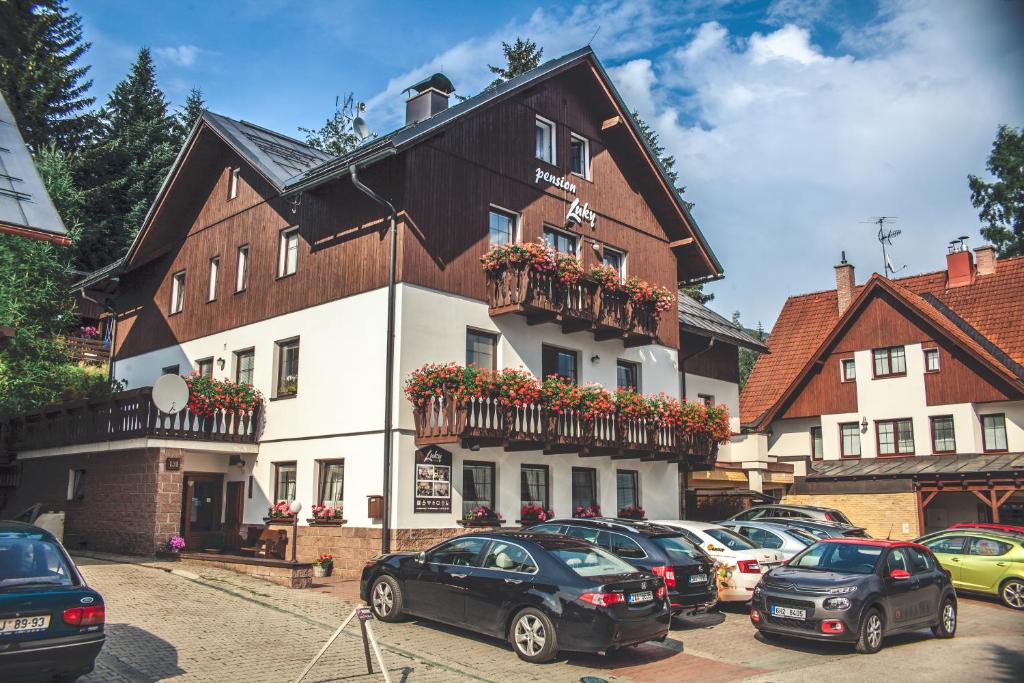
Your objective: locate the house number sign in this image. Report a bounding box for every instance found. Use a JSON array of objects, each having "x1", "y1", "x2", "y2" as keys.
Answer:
[
  {"x1": 414, "y1": 446, "x2": 452, "y2": 513},
  {"x1": 165, "y1": 457, "x2": 181, "y2": 471}
]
